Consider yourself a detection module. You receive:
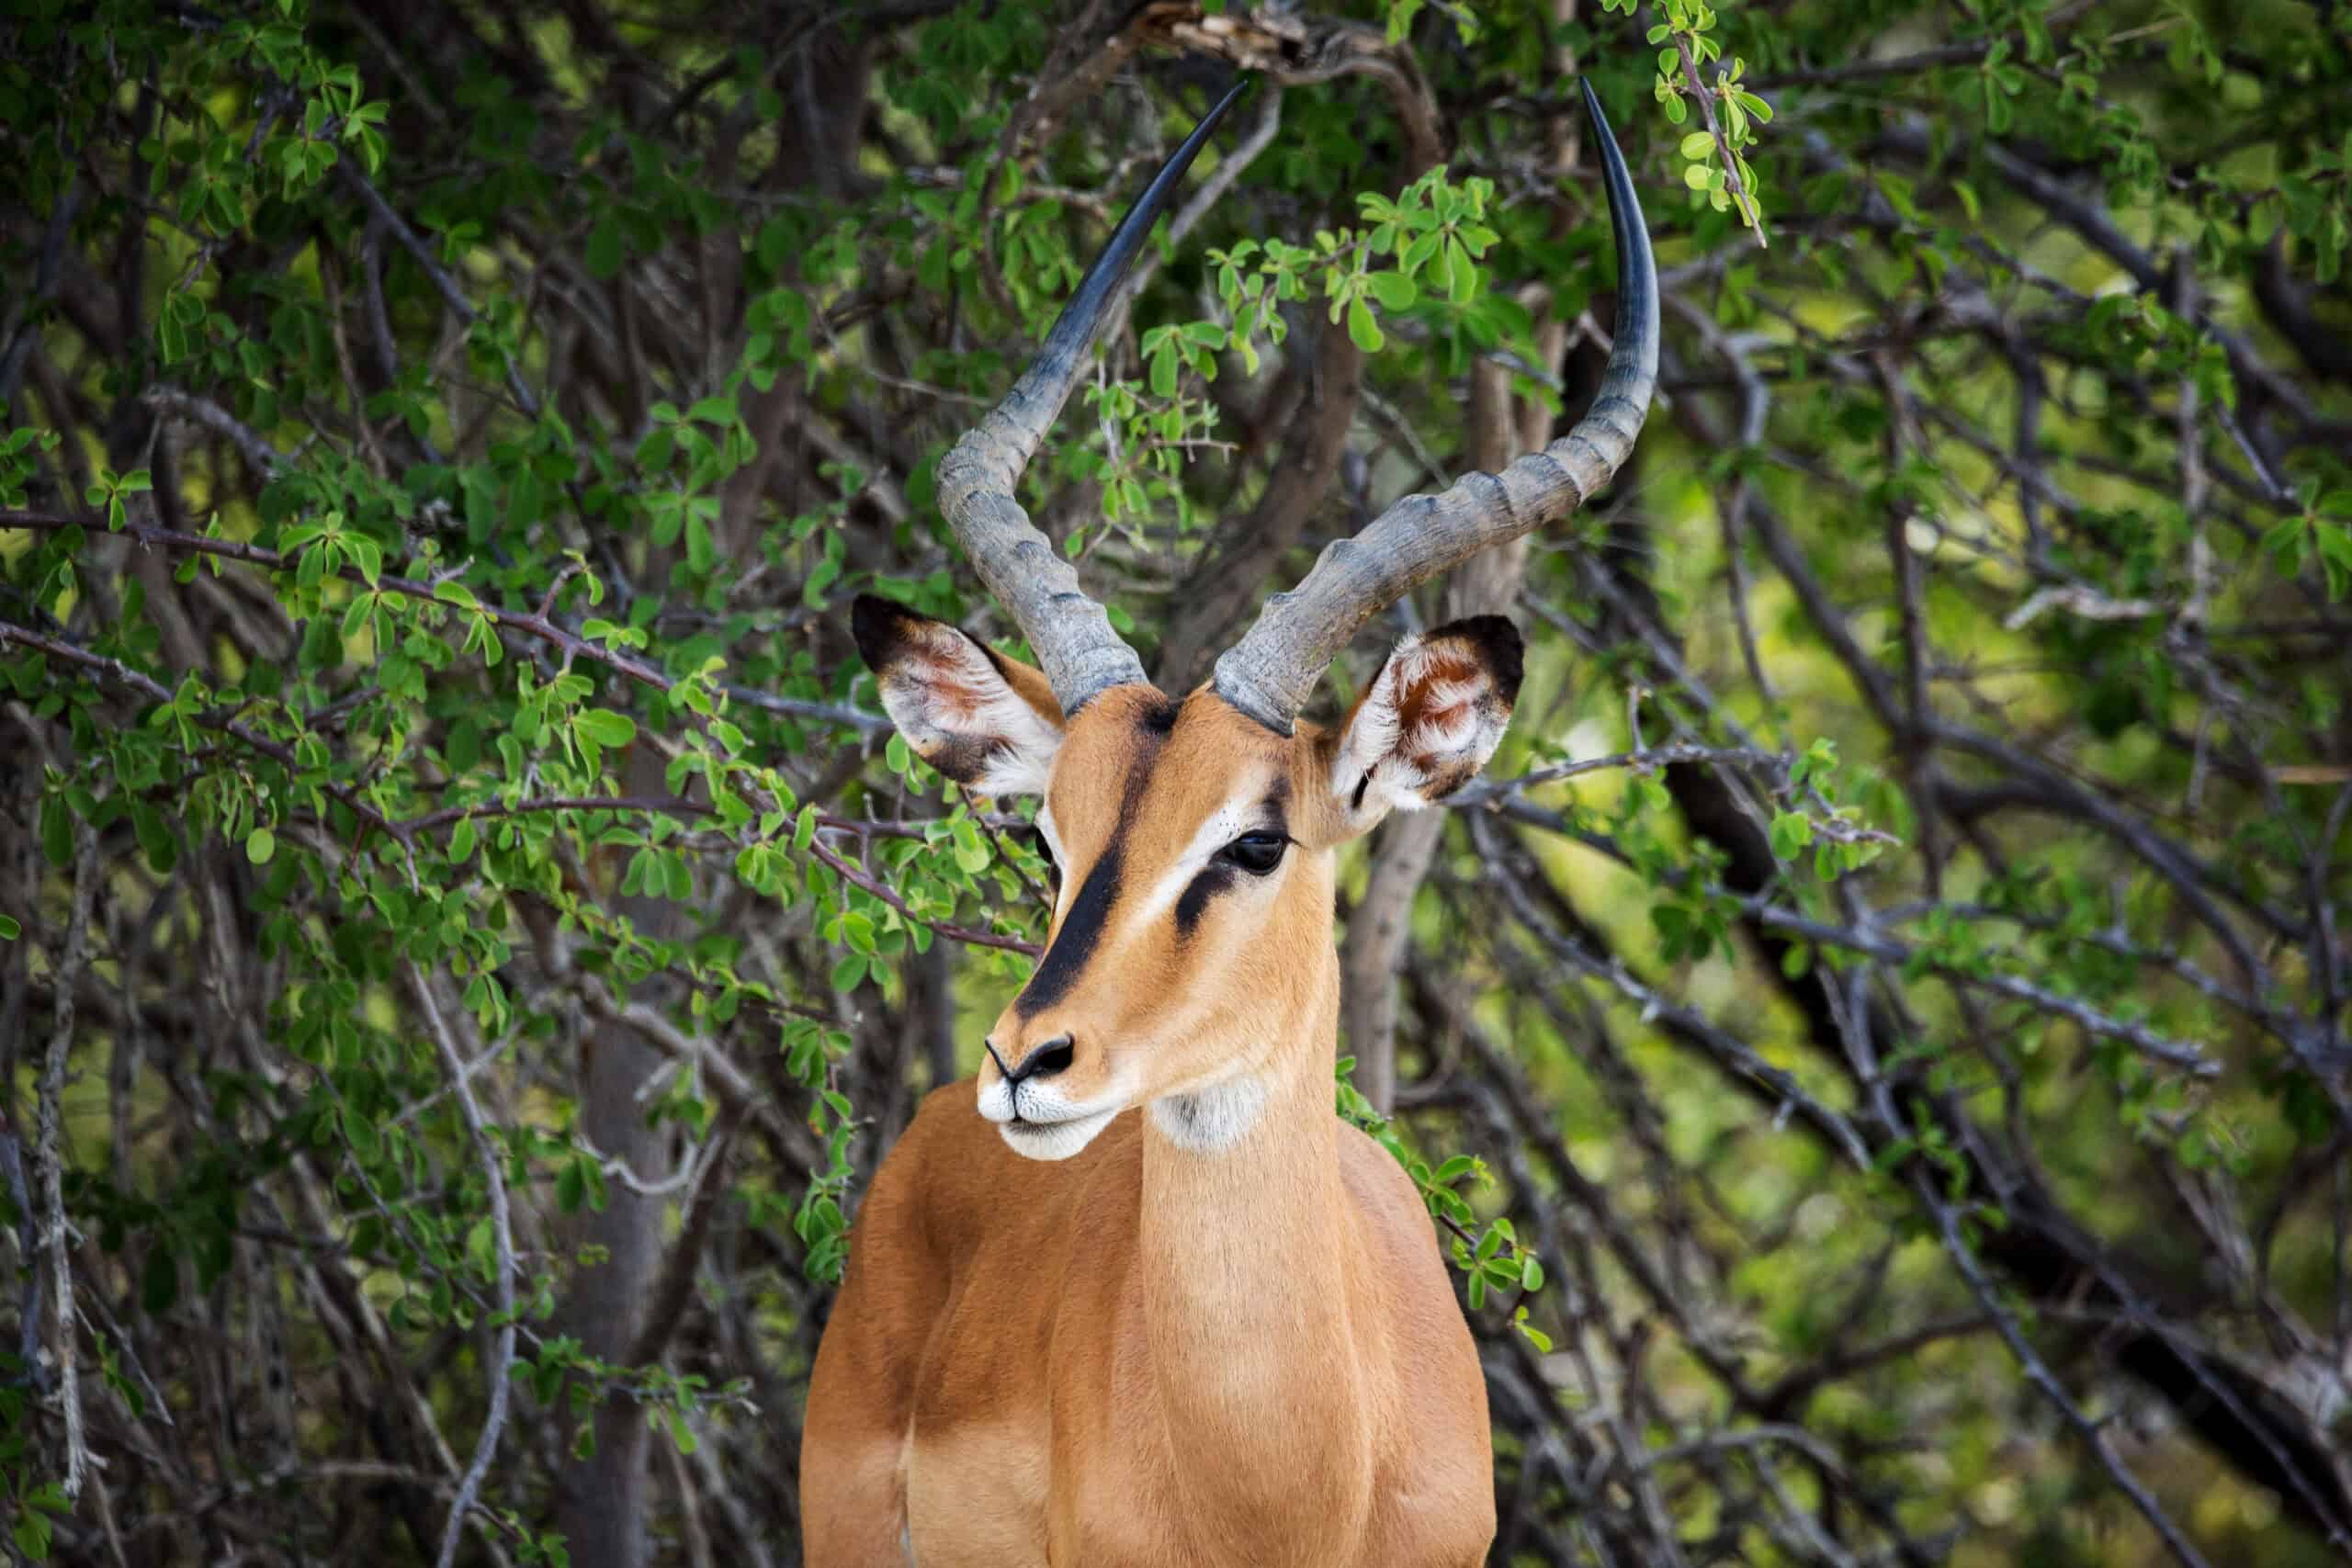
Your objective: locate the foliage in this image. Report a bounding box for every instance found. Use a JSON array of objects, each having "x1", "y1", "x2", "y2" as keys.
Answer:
[{"x1": 3, "y1": 0, "x2": 2351, "y2": 1564}]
